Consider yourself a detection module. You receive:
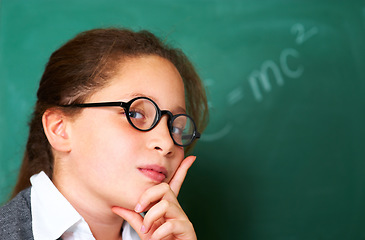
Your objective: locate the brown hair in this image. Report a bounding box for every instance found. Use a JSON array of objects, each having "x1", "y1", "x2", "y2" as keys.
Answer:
[{"x1": 11, "y1": 28, "x2": 208, "y2": 198}]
